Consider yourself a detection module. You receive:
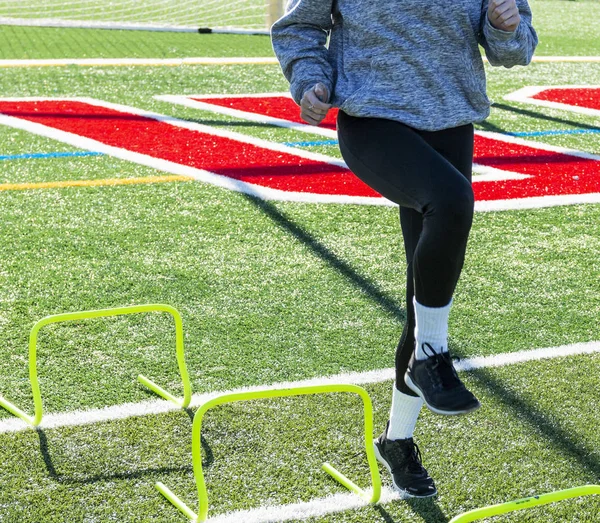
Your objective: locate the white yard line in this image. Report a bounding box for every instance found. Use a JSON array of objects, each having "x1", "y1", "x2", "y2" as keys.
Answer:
[
  {"x1": 0, "y1": 56, "x2": 598, "y2": 68},
  {"x1": 1, "y1": 340, "x2": 598, "y2": 435},
  {"x1": 474, "y1": 193, "x2": 600, "y2": 212},
  {"x1": 206, "y1": 486, "x2": 402, "y2": 523}
]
